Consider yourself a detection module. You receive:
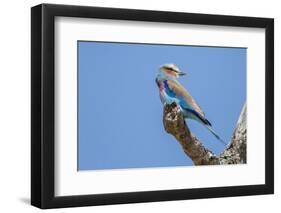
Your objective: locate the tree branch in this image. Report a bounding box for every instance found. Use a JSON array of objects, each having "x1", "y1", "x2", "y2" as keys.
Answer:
[{"x1": 163, "y1": 102, "x2": 247, "y2": 165}]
